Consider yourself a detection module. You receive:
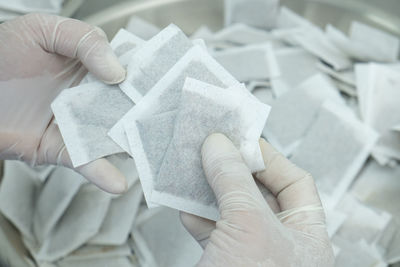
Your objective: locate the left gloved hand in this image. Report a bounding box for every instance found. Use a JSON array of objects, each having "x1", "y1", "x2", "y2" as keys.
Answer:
[{"x1": 0, "y1": 14, "x2": 127, "y2": 193}]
